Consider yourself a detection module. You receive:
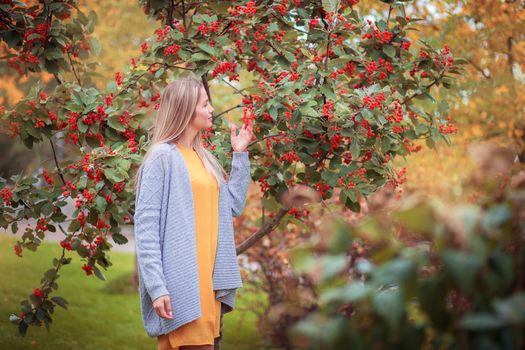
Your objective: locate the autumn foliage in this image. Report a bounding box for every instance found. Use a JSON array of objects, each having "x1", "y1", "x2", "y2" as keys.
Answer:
[{"x1": 0, "y1": 0, "x2": 461, "y2": 337}]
